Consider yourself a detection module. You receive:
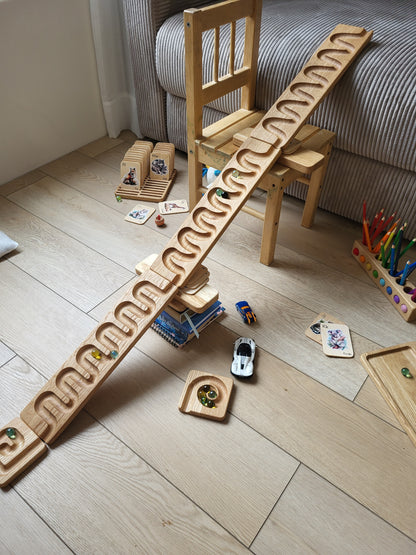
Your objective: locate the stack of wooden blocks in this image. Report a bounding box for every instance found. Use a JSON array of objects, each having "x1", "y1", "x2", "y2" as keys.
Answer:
[{"x1": 116, "y1": 141, "x2": 176, "y2": 202}]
